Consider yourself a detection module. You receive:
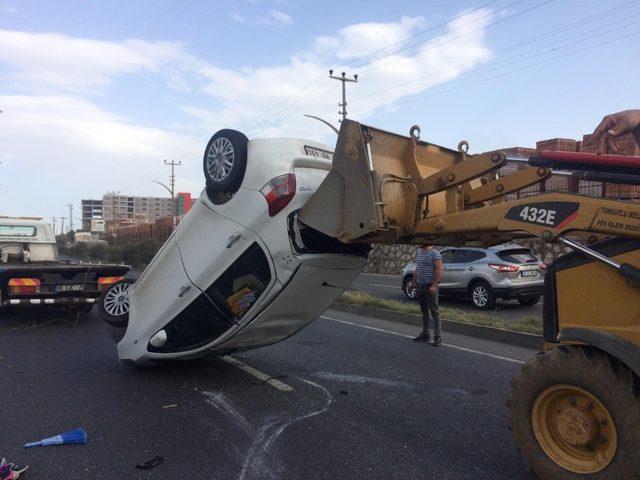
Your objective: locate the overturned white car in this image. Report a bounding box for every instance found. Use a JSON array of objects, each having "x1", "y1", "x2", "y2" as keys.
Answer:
[{"x1": 99, "y1": 129, "x2": 369, "y2": 365}]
